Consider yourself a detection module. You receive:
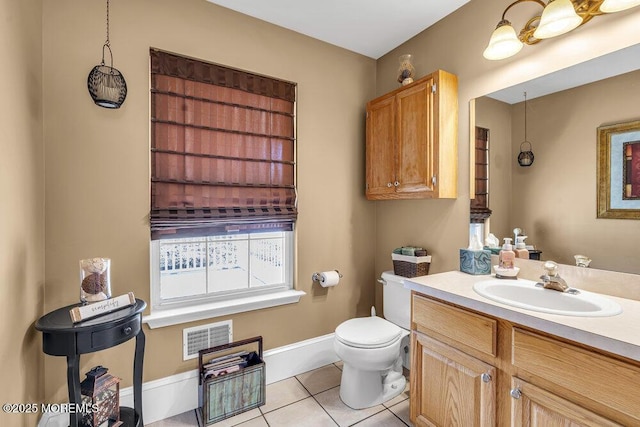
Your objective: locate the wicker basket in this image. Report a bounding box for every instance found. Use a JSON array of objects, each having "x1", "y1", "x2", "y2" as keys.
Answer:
[{"x1": 392, "y1": 253, "x2": 432, "y2": 277}]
